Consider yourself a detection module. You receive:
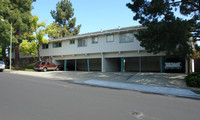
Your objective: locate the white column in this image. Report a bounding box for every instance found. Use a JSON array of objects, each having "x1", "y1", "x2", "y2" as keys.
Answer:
[
  {"x1": 191, "y1": 59, "x2": 195, "y2": 72},
  {"x1": 101, "y1": 53, "x2": 105, "y2": 72}
]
